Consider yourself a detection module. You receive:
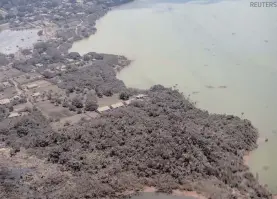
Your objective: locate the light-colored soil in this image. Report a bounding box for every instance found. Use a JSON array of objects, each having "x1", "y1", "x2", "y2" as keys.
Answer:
[
  {"x1": 14, "y1": 73, "x2": 42, "y2": 85},
  {"x1": 24, "y1": 79, "x2": 52, "y2": 90},
  {"x1": 50, "y1": 113, "x2": 91, "y2": 131},
  {"x1": 0, "y1": 29, "x2": 41, "y2": 54},
  {"x1": 0, "y1": 23, "x2": 9, "y2": 31},
  {"x1": 172, "y1": 190, "x2": 207, "y2": 199},
  {"x1": 36, "y1": 100, "x2": 74, "y2": 120},
  {"x1": 97, "y1": 93, "x2": 121, "y2": 107},
  {"x1": 85, "y1": 111, "x2": 99, "y2": 118},
  {"x1": 0, "y1": 68, "x2": 23, "y2": 82},
  {"x1": 0, "y1": 87, "x2": 17, "y2": 100},
  {"x1": 142, "y1": 187, "x2": 207, "y2": 199},
  {"x1": 13, "y1": 102, "x2": 33, "y2": 112},
  {"x1": 0, "y1": 146, "x2": 73, "y2": 199}
]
